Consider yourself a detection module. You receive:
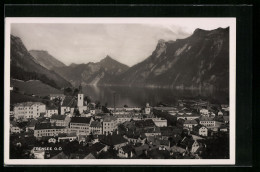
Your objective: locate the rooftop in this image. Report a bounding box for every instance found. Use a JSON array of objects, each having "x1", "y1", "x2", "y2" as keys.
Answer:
[
  {"x1": 51, "y1": 114, "x2": 67, "y2": 120},
  {"x1": 71, "y1": 117, "x2": 92, "y2": 124},
  {"x1": 183, "y1": 120, "x2": 198, "y2": 125},
  {"x1": 90, "y1": 121, "x2": 102, "y2": 128},
  {"x1": 35, "y1": 123, "x2": 66, "y2": 130},
  {"x1": 14, "y1": 102, "x2": 45, "y2": 107}
]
